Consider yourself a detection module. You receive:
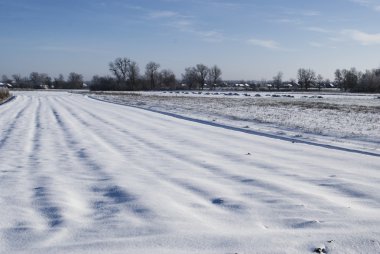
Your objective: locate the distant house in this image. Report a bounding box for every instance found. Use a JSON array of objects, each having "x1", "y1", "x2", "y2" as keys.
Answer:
[
  {"x1": 325, "y1": 83, "x2": 335, "y2": 88},
  {"x1": 282, "y1": 83, "x2": 293, "y2": 89},
  {"x1": 0, "y1": 82, "x2": 12, "y2": 88}
]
